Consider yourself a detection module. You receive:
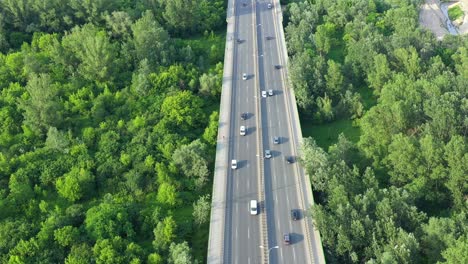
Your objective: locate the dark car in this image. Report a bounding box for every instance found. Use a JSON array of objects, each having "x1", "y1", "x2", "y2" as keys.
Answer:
[
  {"x1": 291, "y1": 210, "x2": 299, "y2": 221},
  {"x1": 266, "y1": 36, "x2": 273, "y2": 40},
  {"x1": 241, "y1": 112, "x2": 247, "y2": 120},
  {"x1": 286, "y1": 156, "x2": 294, "y2": 164},
  {"x1": 283, "y1": 233, "x2": 290, "y2": 244},
  {"x1": 275, "y1": 65, "x2": 281, "y2": 69}
]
